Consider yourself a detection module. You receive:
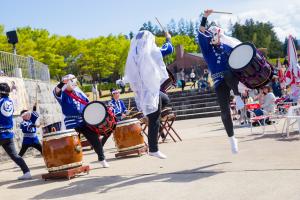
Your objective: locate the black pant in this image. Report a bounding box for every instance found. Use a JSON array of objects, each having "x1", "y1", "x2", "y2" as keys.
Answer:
[
  {"x1": 215, "y1": 81, "x2": 236, "y2": 137},
  {"x1": 147, "y1": 92, "x2": 170, "y2": 152},
  {"x1": 18, "y1": 142, "x2": 42, "y2": 157},
  {"x1": 223, "y1": 71, "x2": 240, "y2": 96},
  {"x1": 101, "y1": 132, "x2": 112, "y2": 147},
  {"x1": 180, "y1": 80, "x2": 185, "y2": 91},
  {"x1": 191, "y1": 78, "x2": 196, "y2": 89},
  {"x1": 120, "y1": 86, "x2": 125, "y2": 94},
  {"x1": 75, "y1": 125, "x2": 105, "y2": 161},
  {"x1": 0, "y1": 138, "x2": 30, "y2": 174}
]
